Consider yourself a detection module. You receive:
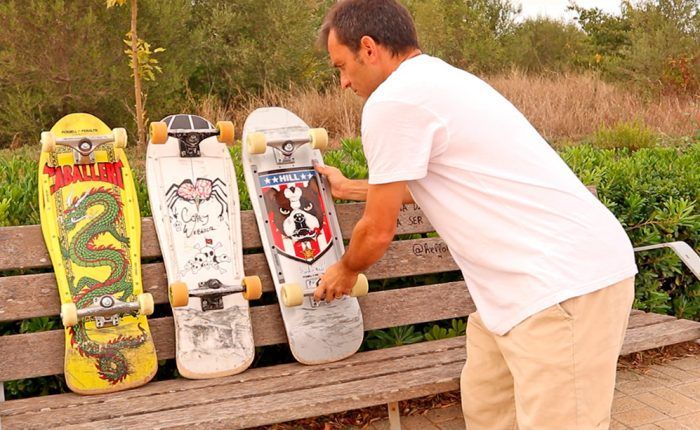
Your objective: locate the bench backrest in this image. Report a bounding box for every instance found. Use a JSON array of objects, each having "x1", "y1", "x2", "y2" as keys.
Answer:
[{"x1": 0, "y1": 202, "x2": 473, "y2": 382}]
